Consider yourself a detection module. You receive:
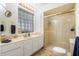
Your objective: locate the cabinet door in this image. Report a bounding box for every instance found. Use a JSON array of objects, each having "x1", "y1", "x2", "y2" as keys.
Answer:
[
  {"x1": 1, "y1": 41, "x2": 23, "y2": 56},
  {"x1": 38, "y1": 36, "x2": 44, "y2": 49},
  {"x1": 1, "y1": 46, "x2": 23, "y2": 56},
  {"x1": 23, "y1": 39, "x2": 33, "y2": 56},
  {"x1": 32, "y1": 37, "x2": 39, "y2": 53},
  {"x1": 32, "y1": 36, "x2": 44, "y2": 53}
]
